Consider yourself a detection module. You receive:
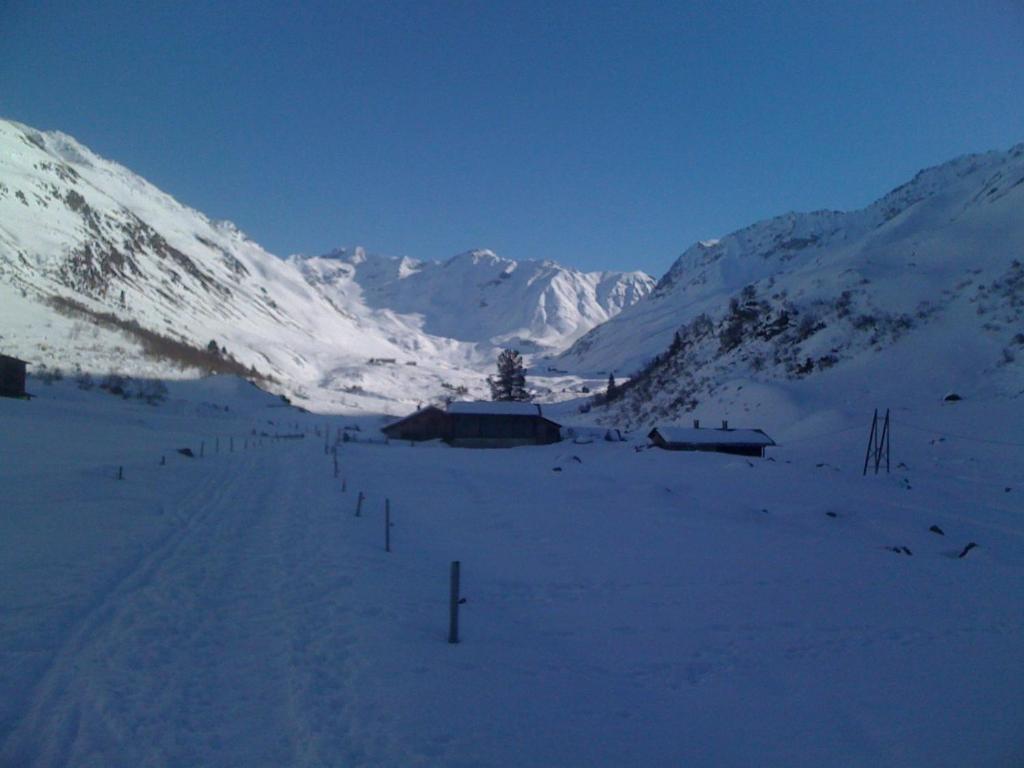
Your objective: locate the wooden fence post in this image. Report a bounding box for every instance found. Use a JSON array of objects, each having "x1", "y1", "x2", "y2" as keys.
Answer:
[{"x1": 448, "y1": 561, "x2": 461, "y2": 644}]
